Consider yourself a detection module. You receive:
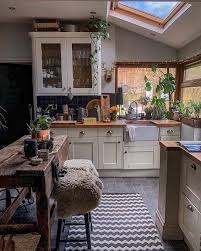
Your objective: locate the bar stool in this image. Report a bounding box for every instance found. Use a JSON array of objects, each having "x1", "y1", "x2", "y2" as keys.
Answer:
[{"x1": 52, "y1": 159, "x2": 103, "y2": 250}]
